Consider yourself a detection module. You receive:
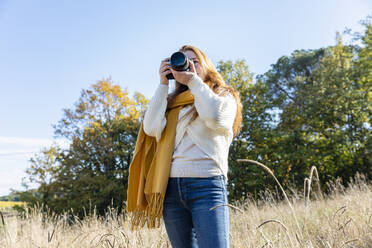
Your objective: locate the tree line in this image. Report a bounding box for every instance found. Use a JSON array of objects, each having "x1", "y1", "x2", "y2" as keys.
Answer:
[{"x1": 17, "y1": 21, "x2": 371, "y2": 217}]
